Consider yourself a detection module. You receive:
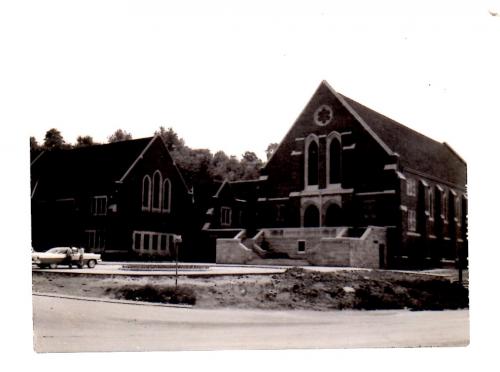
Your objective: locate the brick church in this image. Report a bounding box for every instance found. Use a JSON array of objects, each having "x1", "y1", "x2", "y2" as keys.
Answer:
[
  {"x1": 31, "y1": 136, "x2": 193, "y2": 259},
  {"x1": 31, "y1": 81, "x2": 467, "y2": 269},
  {"x1": 208, "y1": 81, "x2": 467, "y2": 269}
]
